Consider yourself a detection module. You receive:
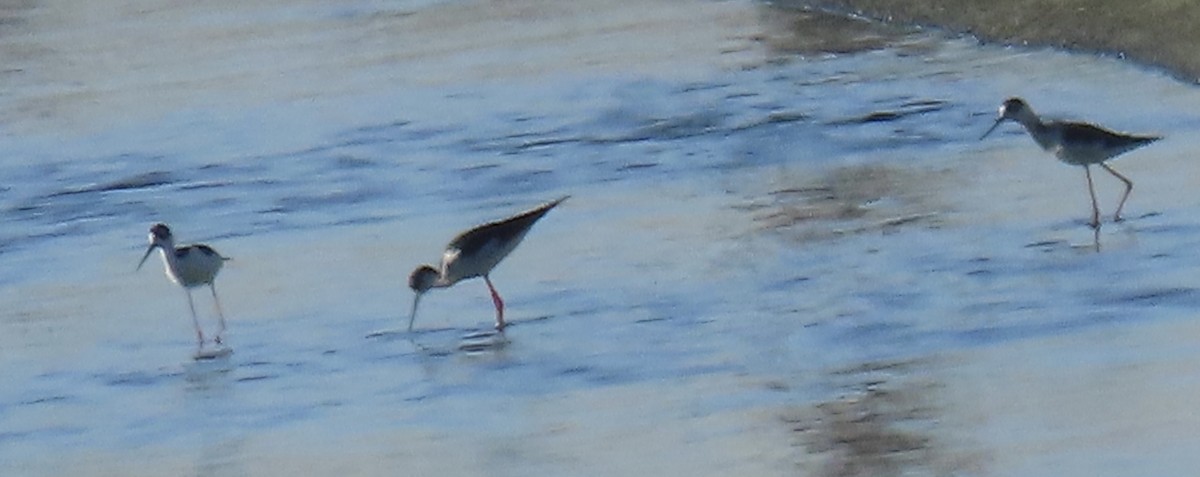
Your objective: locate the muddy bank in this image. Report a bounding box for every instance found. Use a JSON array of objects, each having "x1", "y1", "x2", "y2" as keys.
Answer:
[{"x1": 798, "y1": 0, "x2": 1200, "y2": 82}]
